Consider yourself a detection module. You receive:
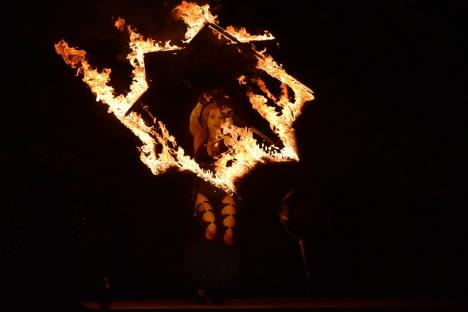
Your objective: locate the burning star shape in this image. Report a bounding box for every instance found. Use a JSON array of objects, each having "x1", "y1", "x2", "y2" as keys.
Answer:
[{"x1": 55, "y1": 1, "x2": 314, "y2": 194}]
